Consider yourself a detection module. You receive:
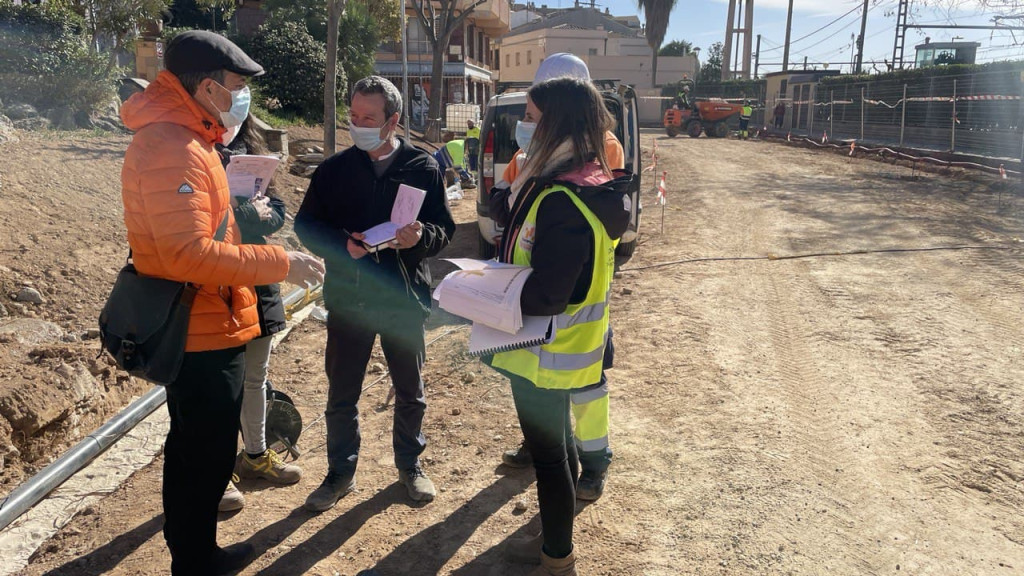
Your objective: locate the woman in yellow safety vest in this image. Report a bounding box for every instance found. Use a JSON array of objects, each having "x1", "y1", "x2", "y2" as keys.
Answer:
[{"x1": 486, "y1": 77, "x2": 633, "y2": 576}]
